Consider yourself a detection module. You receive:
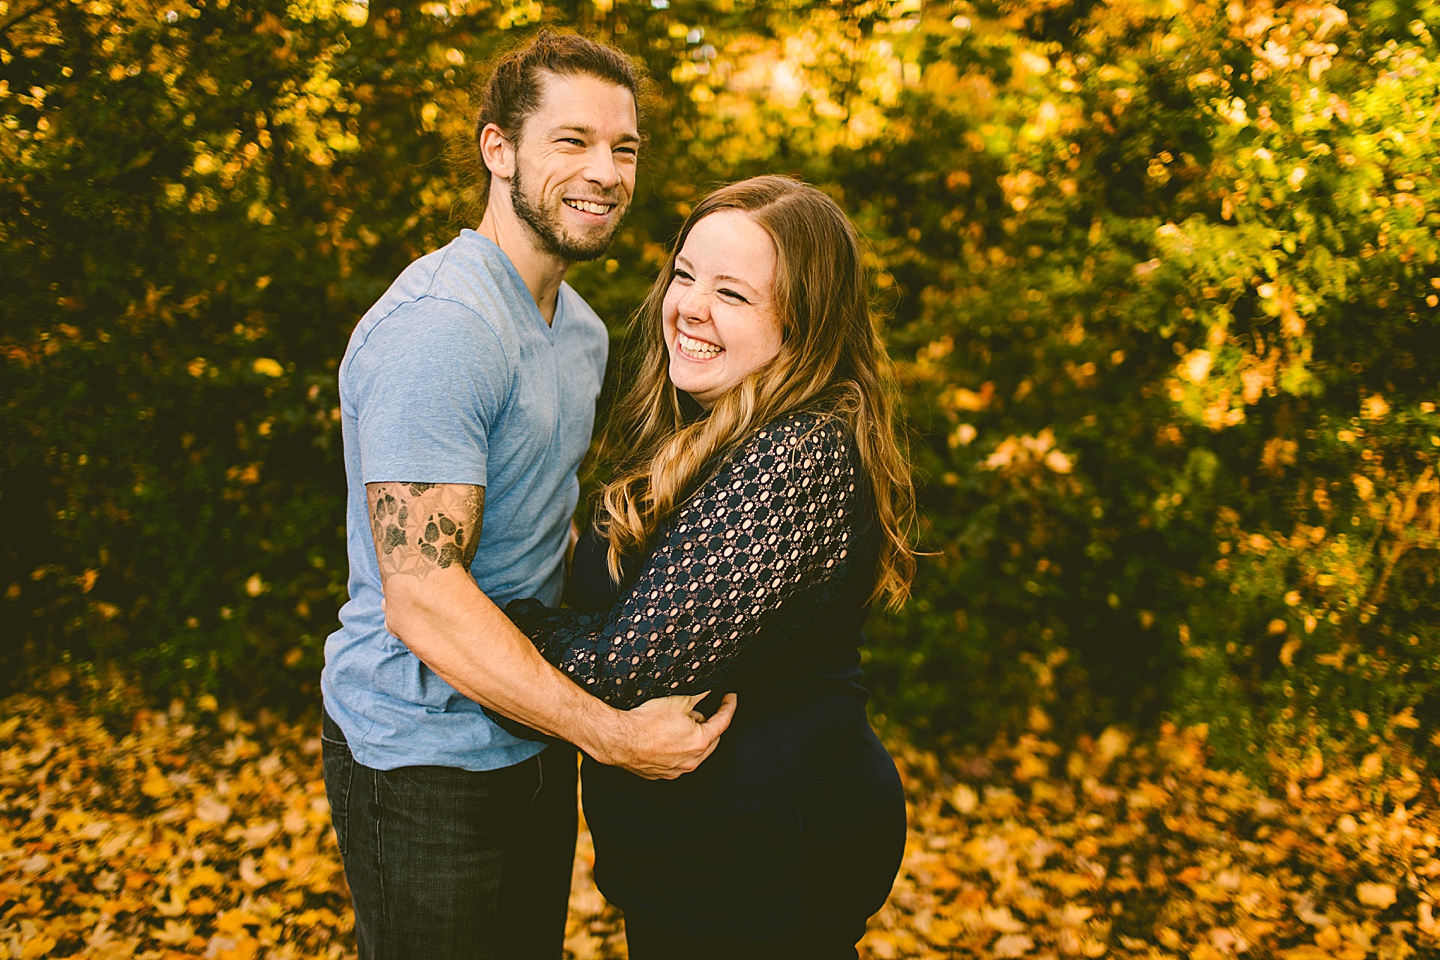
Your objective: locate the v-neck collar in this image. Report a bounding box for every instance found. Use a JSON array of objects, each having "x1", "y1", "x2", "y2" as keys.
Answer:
[{"x1": 463, "y1": 229, "x2": 566, "y2": 342}]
